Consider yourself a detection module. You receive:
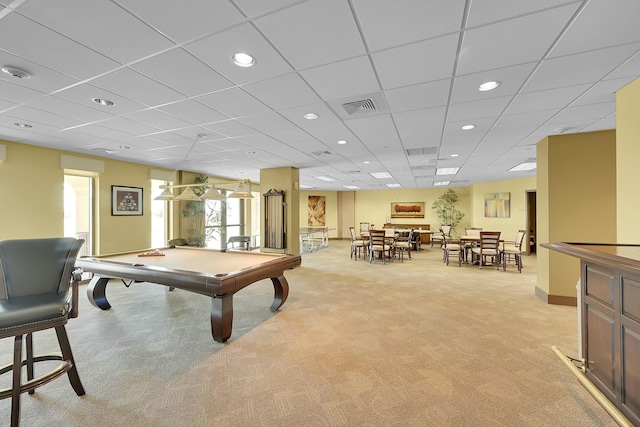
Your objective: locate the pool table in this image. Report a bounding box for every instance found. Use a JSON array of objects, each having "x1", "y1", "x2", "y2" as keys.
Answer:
[{"x1": 76, "y1": 246, "x2": 301, "y2": 343}]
